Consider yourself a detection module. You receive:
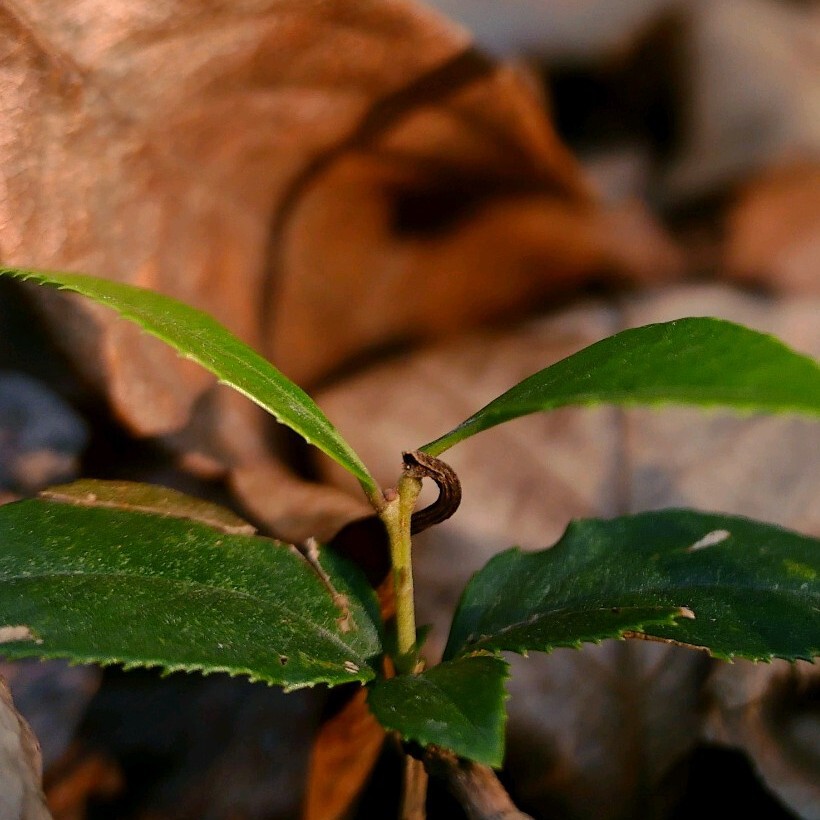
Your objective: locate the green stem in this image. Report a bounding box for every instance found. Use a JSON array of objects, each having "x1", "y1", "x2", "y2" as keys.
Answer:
[
  {"x1": 379, "y1": 472, "x2": 424, "y2": 819},
  {"x1": 380, "y1": 472, "x2": 422, "y2": 666}
]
